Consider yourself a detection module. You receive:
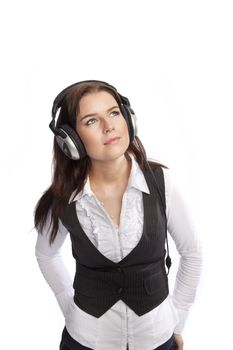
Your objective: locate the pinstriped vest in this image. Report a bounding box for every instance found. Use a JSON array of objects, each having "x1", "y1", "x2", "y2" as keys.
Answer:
[{"x1": 61, "y1": 166, "x2": 169, "y2": 318}]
